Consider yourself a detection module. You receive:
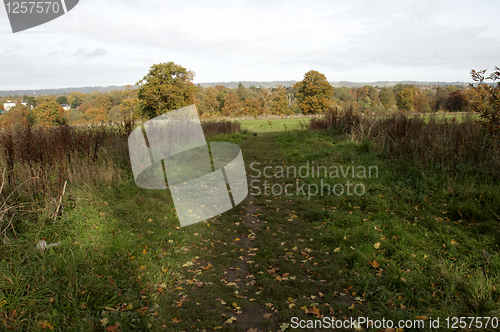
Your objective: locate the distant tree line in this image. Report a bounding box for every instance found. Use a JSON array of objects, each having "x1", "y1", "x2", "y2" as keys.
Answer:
[{"x1": 0, "y1": 62, "x2": 493, "y2": 128}]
